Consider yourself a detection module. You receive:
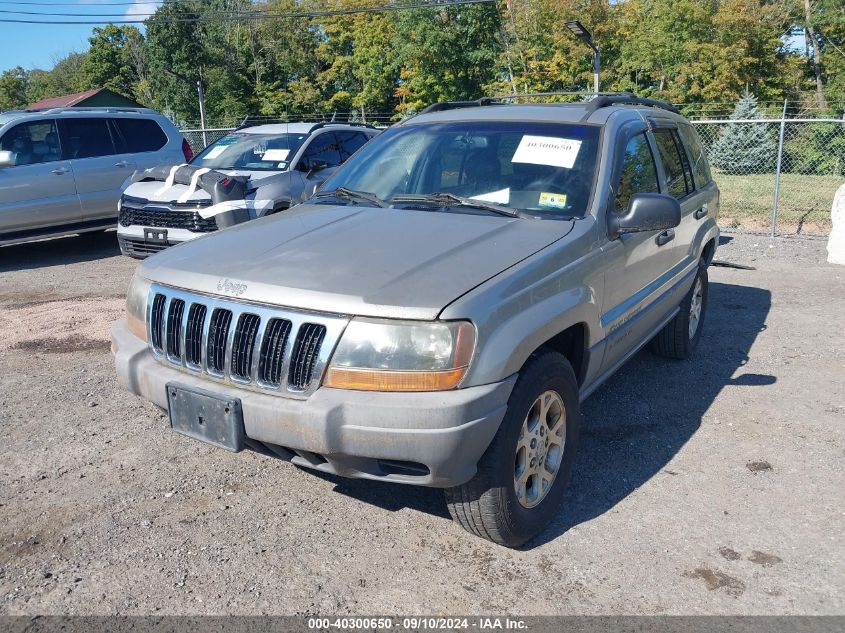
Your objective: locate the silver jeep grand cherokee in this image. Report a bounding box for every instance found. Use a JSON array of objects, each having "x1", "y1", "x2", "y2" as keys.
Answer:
[{"x1": 113, "y1": 94, "x2": 719, "y2": 546}]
